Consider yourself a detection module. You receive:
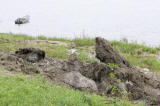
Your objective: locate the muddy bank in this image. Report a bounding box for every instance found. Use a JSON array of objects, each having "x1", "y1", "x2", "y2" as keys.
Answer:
[{"x1": 0, "y1": 38, "x2": 160, "y2": 106}]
